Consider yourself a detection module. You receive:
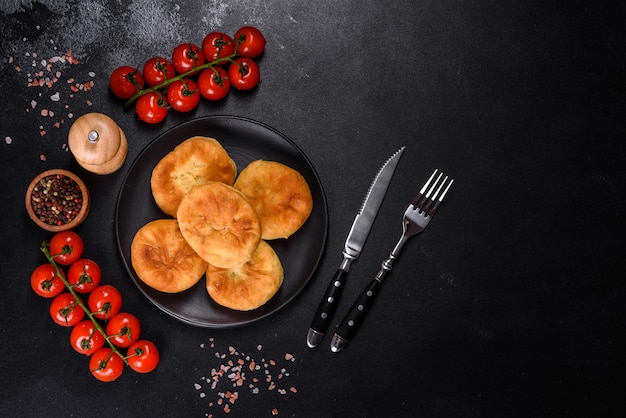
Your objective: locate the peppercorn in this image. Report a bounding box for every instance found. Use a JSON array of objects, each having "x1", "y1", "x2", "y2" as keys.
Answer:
[{"x1": 30, "y1": 174, "x2": 83, "y2": 226}]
